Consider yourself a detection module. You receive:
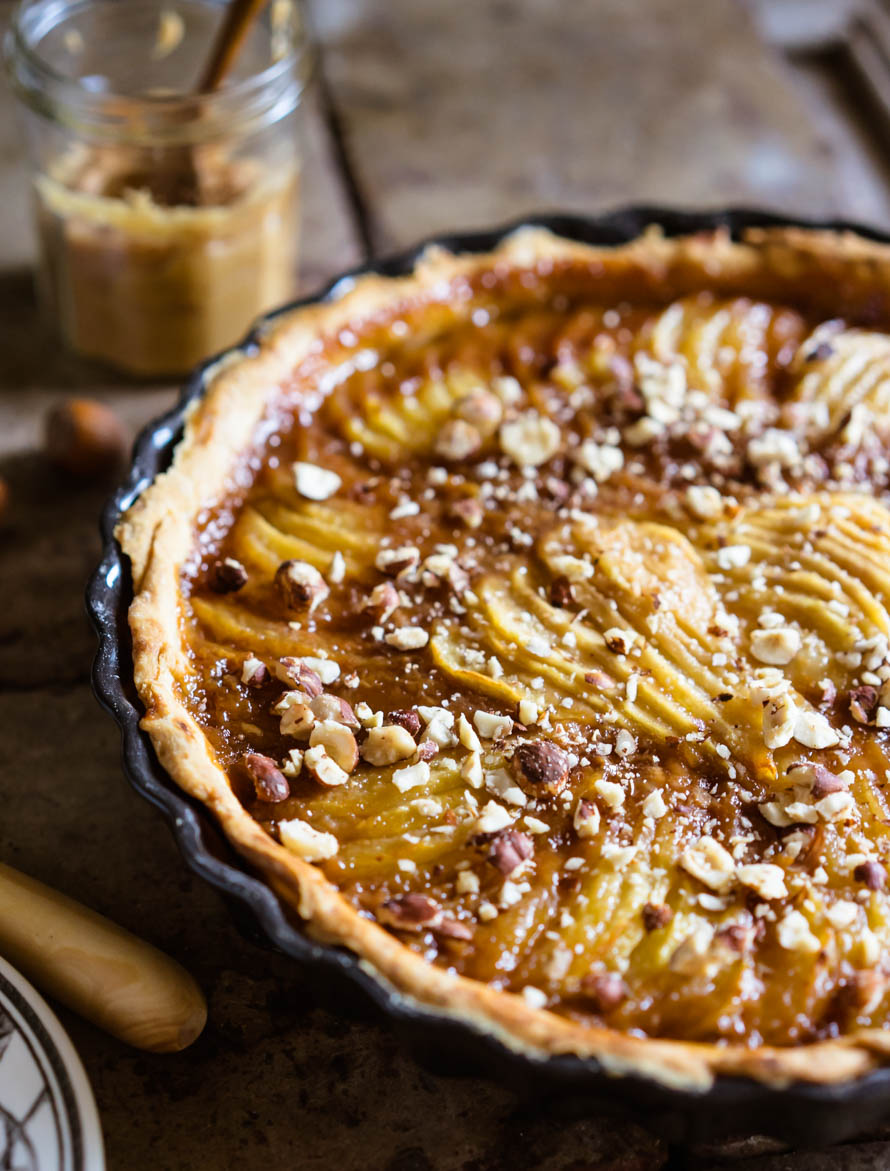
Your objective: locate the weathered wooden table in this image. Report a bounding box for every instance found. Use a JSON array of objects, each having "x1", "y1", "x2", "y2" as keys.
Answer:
[{"x1": 4, "y1": 1, "x2": 890, "y2": 1166}]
